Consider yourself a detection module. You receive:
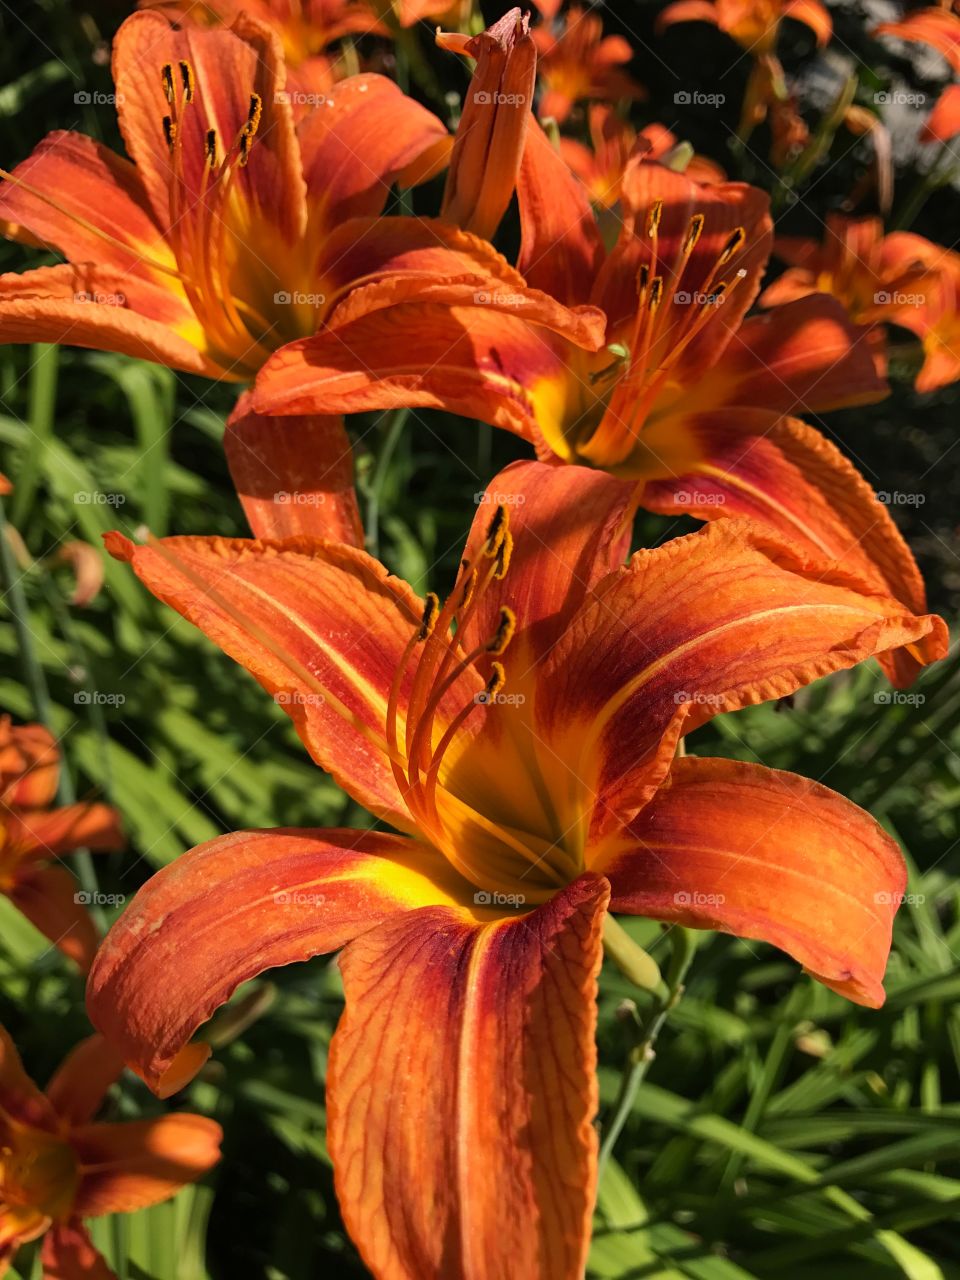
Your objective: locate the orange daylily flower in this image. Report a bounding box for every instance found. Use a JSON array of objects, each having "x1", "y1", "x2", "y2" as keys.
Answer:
[
  {"x1": 560, "y1": 110, "x2": 726, "y2": 211},
  {"x1": 254, "y1": 138, "x2": 934, "y2": 685},
  {"x1": 921, "y1": 82, "x2": 960, "y2": 142},
  {"x1": 87, "y1": 461, "x2": 944, "y2": 1278},
  {"x1": 533, "y1": 4, "x2": 646, "y2": 123},
  {"x1": 437, "y1": 9, "x2": 538, "y2": 240},
  {"x1": 0, "y1": 719, "x2": 123, "y2": 971},
  {"x1": 874, "y1": 6, "x2": 960, "y2": 72},
  {"x1": 0, "y1": 1027, "x2": 221, "y2": 1278},
  {"x1": 761, "y1": 216, "x2": 960, "y2": 391}
]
